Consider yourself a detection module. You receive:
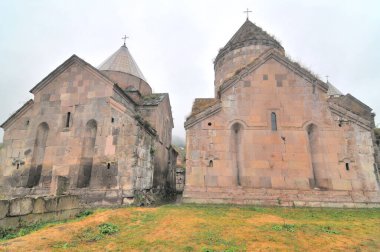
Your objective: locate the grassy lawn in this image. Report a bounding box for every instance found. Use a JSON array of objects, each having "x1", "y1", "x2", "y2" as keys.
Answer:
[{"x1": 0, "y1": 204, "x2": 379, "y2": 251}]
